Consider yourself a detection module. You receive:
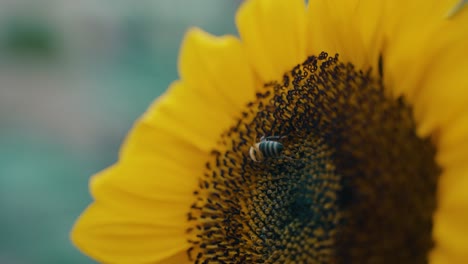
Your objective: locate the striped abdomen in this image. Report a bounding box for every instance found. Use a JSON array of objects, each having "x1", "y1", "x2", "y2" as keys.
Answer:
[{"x1": 258, "y1": 140, "x2": 284, "y2": 158}]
